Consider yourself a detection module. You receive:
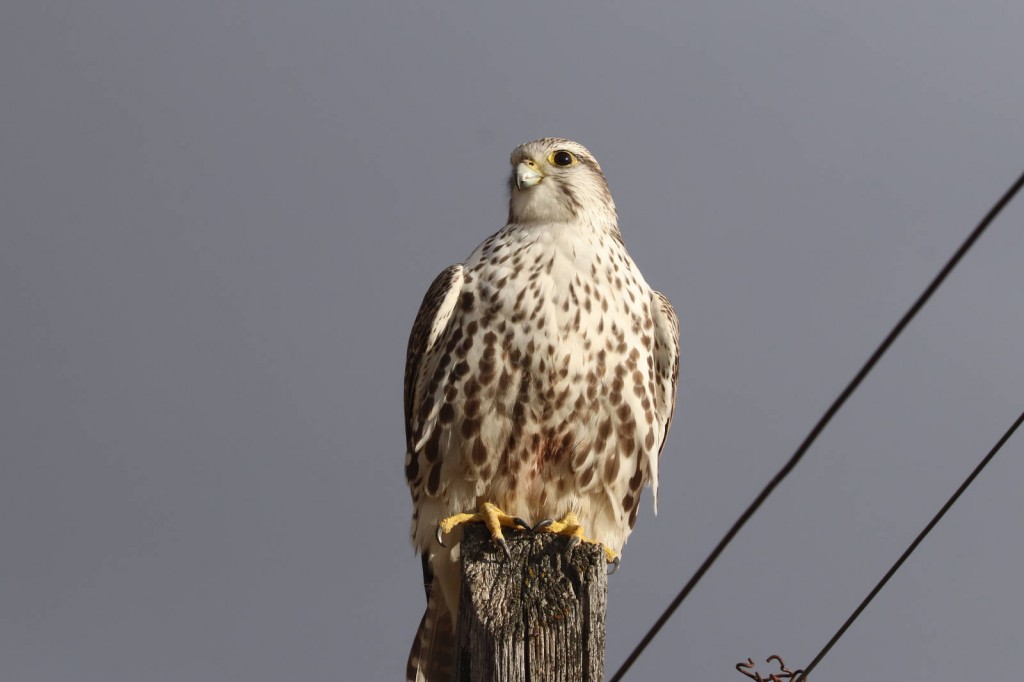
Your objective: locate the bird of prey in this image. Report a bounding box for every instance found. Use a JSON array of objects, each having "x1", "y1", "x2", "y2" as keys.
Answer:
[{"x1": 404, "y1": 138, "x2": 680, "y2": 681}]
